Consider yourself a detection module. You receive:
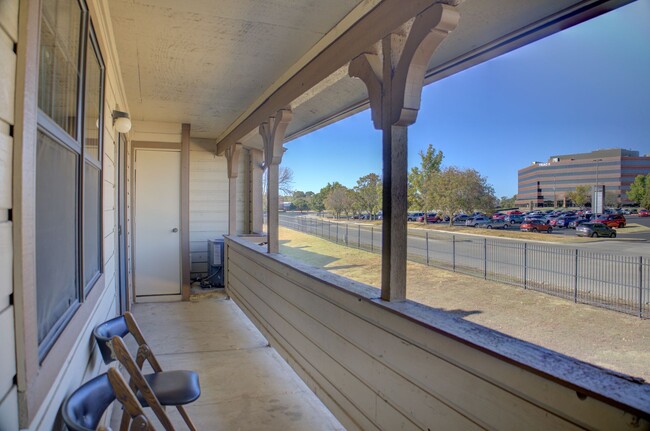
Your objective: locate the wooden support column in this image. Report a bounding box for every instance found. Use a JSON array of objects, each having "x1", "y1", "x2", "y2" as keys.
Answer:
[
  {"x1": 350, "y1": 4, "x2": 459, "y2": 301},
  {"x1": 225, "y1": 143, "x2": 242, "y2": 236},
  {"x1": 259, "y1": 109, "x2": 292, "y2": 253},
  {"x1": 181, "y1": 124, "x2": 191, "y2": 301},
  {"x1": 247, "y1": 148, "x2": 264, "y2": 234}
]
